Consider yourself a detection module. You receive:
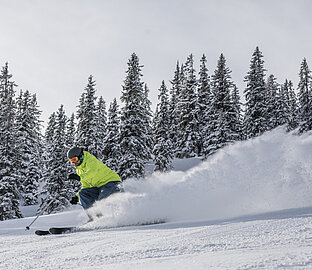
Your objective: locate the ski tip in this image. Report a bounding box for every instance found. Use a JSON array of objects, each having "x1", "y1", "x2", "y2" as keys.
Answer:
[{"x1": 35, "y1": 230, "x2": 51, "y2": 236}]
